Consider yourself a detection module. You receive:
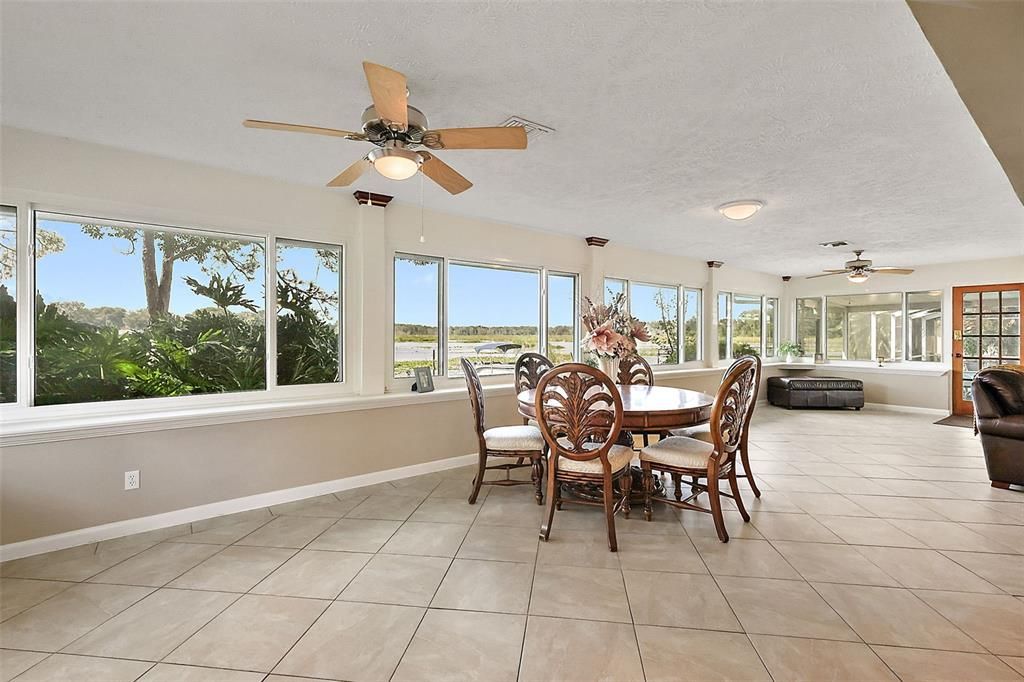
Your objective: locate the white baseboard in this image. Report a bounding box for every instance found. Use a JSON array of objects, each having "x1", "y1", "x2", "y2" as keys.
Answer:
[
  {"x1": 0, "y1": 453, "x2": 477, "y2": 562},
  {"x1": 863, "y1": 402, "x2": 948, "y2": 416}
]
